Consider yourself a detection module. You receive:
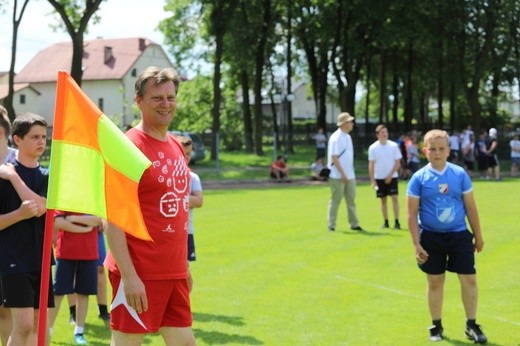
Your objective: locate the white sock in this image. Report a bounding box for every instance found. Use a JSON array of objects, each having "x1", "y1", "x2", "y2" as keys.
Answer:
[{"x1": 74, "y1": 326, "x2": 84, "y2": 335}]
